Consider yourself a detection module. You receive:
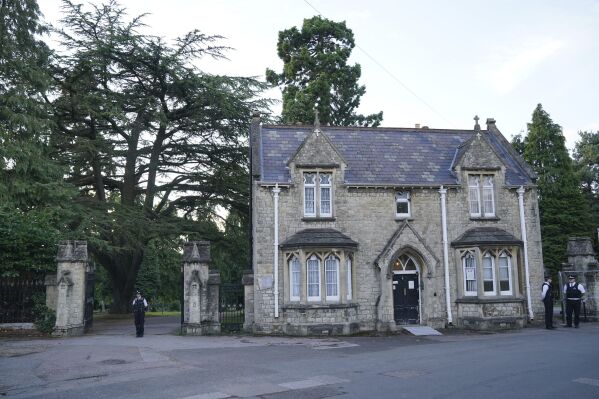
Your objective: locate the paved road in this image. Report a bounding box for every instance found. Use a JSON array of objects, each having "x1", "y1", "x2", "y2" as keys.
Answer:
[{"x1": 1, "y1": 317, "x2": 598, "y2": 399}]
